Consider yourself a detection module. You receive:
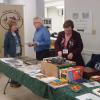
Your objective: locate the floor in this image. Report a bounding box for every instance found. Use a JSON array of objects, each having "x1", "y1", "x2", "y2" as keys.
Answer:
[{"x1": 0, "y1": 73, "x2": 47, "y2": 100}]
